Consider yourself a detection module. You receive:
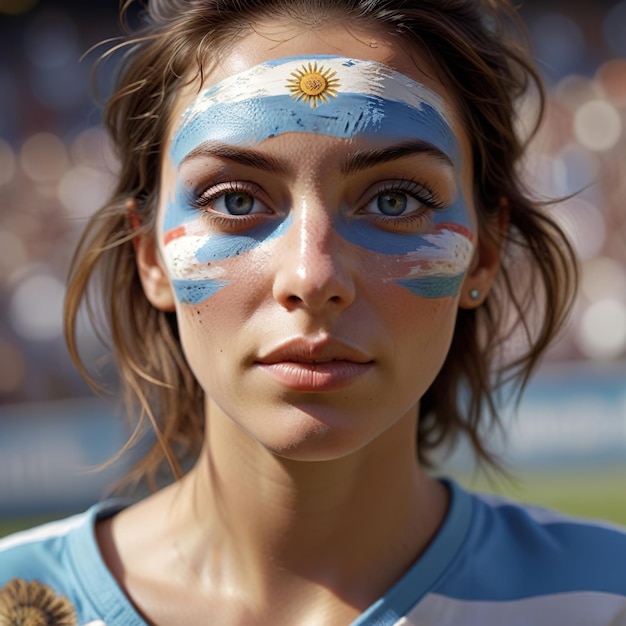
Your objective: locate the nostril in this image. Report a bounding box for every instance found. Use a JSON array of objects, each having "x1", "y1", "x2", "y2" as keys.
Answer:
[{"x1": 329, "y1": 295, "x2": 341, "y2": 303}]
